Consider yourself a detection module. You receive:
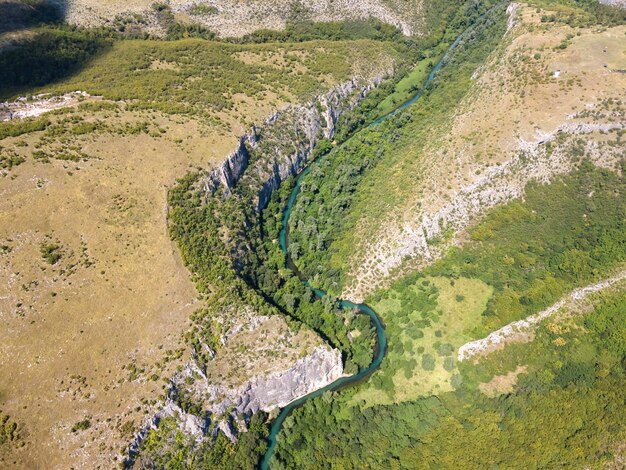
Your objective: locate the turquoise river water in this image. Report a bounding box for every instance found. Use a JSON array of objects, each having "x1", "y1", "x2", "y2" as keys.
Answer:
[{"x1": 259, "y1": 7, "x2": 498, "y2": 466}]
